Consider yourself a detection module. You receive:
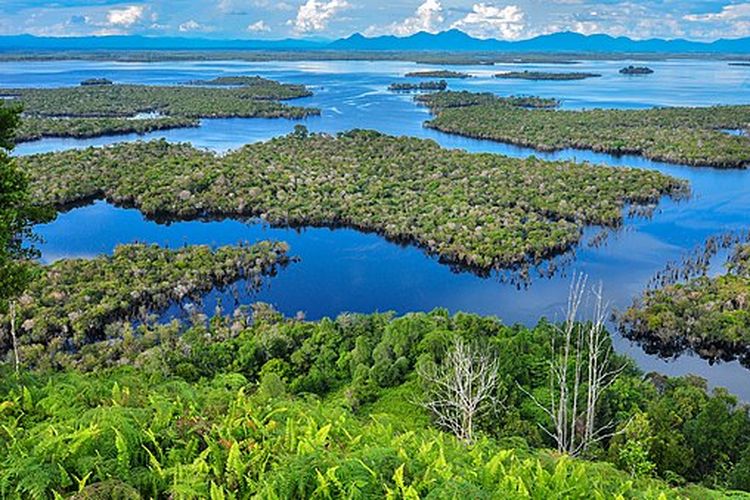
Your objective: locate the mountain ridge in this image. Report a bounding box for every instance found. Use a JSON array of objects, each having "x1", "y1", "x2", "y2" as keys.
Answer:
[{"x1": 1, "y1": 30, "x2": 749, "y2": 53}]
